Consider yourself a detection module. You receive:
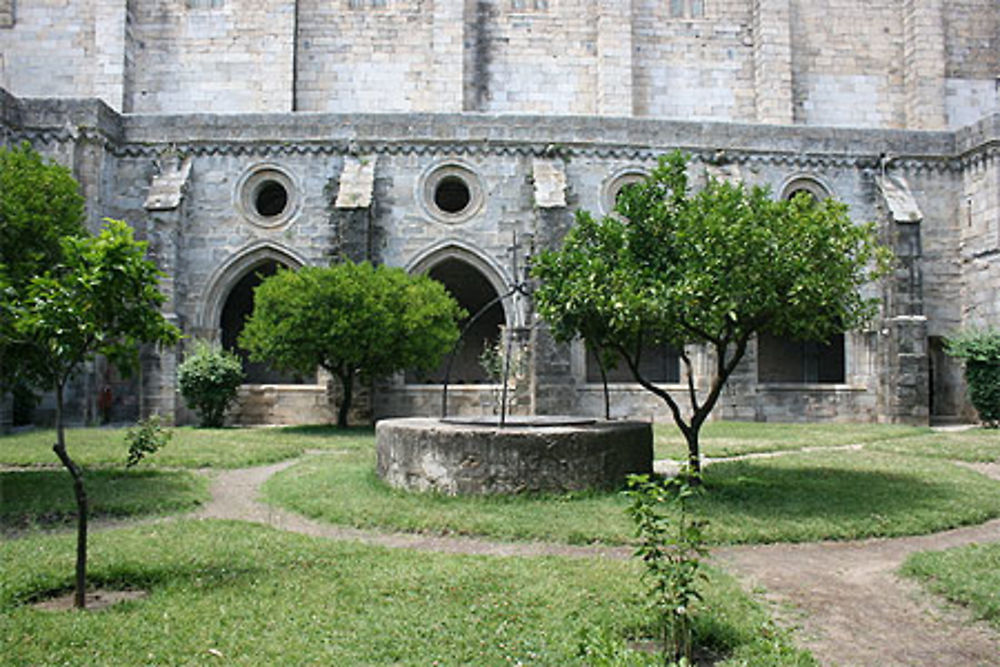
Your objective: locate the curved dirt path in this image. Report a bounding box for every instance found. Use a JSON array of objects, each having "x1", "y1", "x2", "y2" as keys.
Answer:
[
  {"x1": 191, "y1": 459, "x2": 631, "y2": 560},
  {"x1": 191, "y1": 455, "x2": 1000, "y2": 666}
]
